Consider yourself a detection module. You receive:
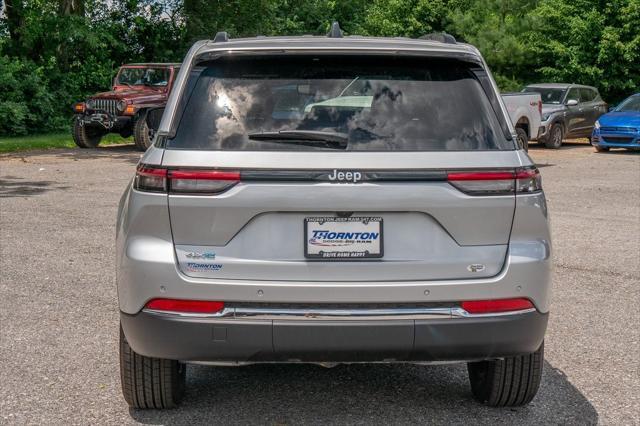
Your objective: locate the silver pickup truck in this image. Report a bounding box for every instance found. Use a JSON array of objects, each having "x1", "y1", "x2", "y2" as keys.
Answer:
[
  {"x1": 502, "y1": 92, "x2": 542, "y2": 151},
  {"x1": 117, "y1": 26, "x2": 551, "y2": 409}
]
